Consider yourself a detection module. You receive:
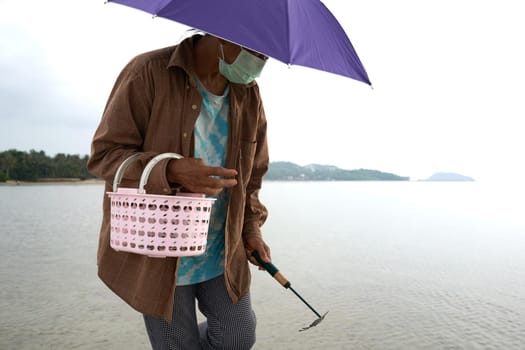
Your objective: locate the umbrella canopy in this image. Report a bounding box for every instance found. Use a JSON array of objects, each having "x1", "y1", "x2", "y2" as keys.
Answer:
[{"x1": 106, "y1": 0, "x2": 371, "y2": 85}]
